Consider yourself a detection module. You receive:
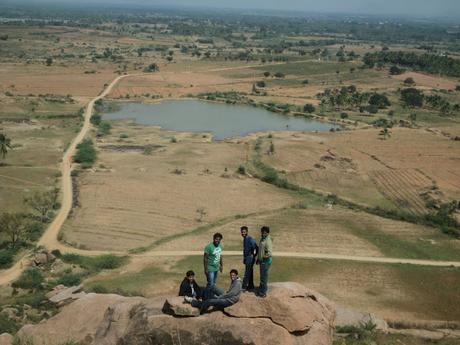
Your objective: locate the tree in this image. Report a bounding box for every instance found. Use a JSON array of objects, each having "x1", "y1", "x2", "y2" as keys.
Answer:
[
  {"x1": 379, "y1": 127, "x2": 391, "y2": 140},
  {"x1": 144, "y1": 63, "x2": 159, "y2": 72},
  {"x1": 24, "y1": 189, "x2": 59, "y2": 222},
  {"x1": 369, "y1": 93, "x2": 391, "y2": 109},
  {"x1": 303, "y1": 104, "x2": 315, "y2": 113},
  {"x1": 45, "y1": 57, "x2": 53, "y2": 66},
  {"x1": 0, "y1": 213, "x2": 28, "y2": 247},
  {"x1": 389, "y1": 65, "x2": 404, "y2": 75},
  {"x1": 263, "y1": 71, "x2": 270, "y2": 77},
  {"x1": 401, "y1": 88, "x2": 424, "y2": 107},
  {"x1": 0, "y1": 133, "x2": 12, "y2": 159},
  {"x1": 404, "y1": 77, "x2": 415, "y2": 85}
]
